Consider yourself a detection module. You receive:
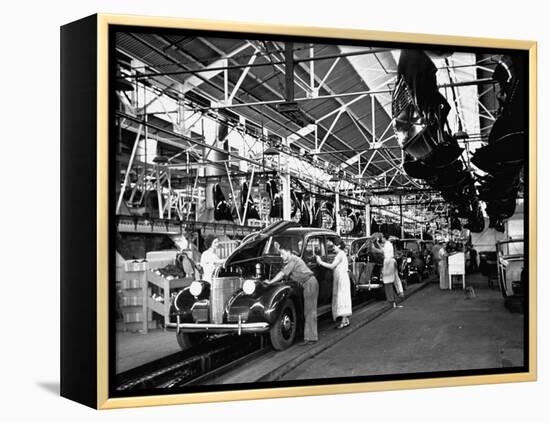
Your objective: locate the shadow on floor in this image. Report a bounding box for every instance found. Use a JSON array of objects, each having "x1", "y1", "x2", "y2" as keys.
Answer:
[{"x1": 36, "y1": 381, "x2": 59, "y2": 396}]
